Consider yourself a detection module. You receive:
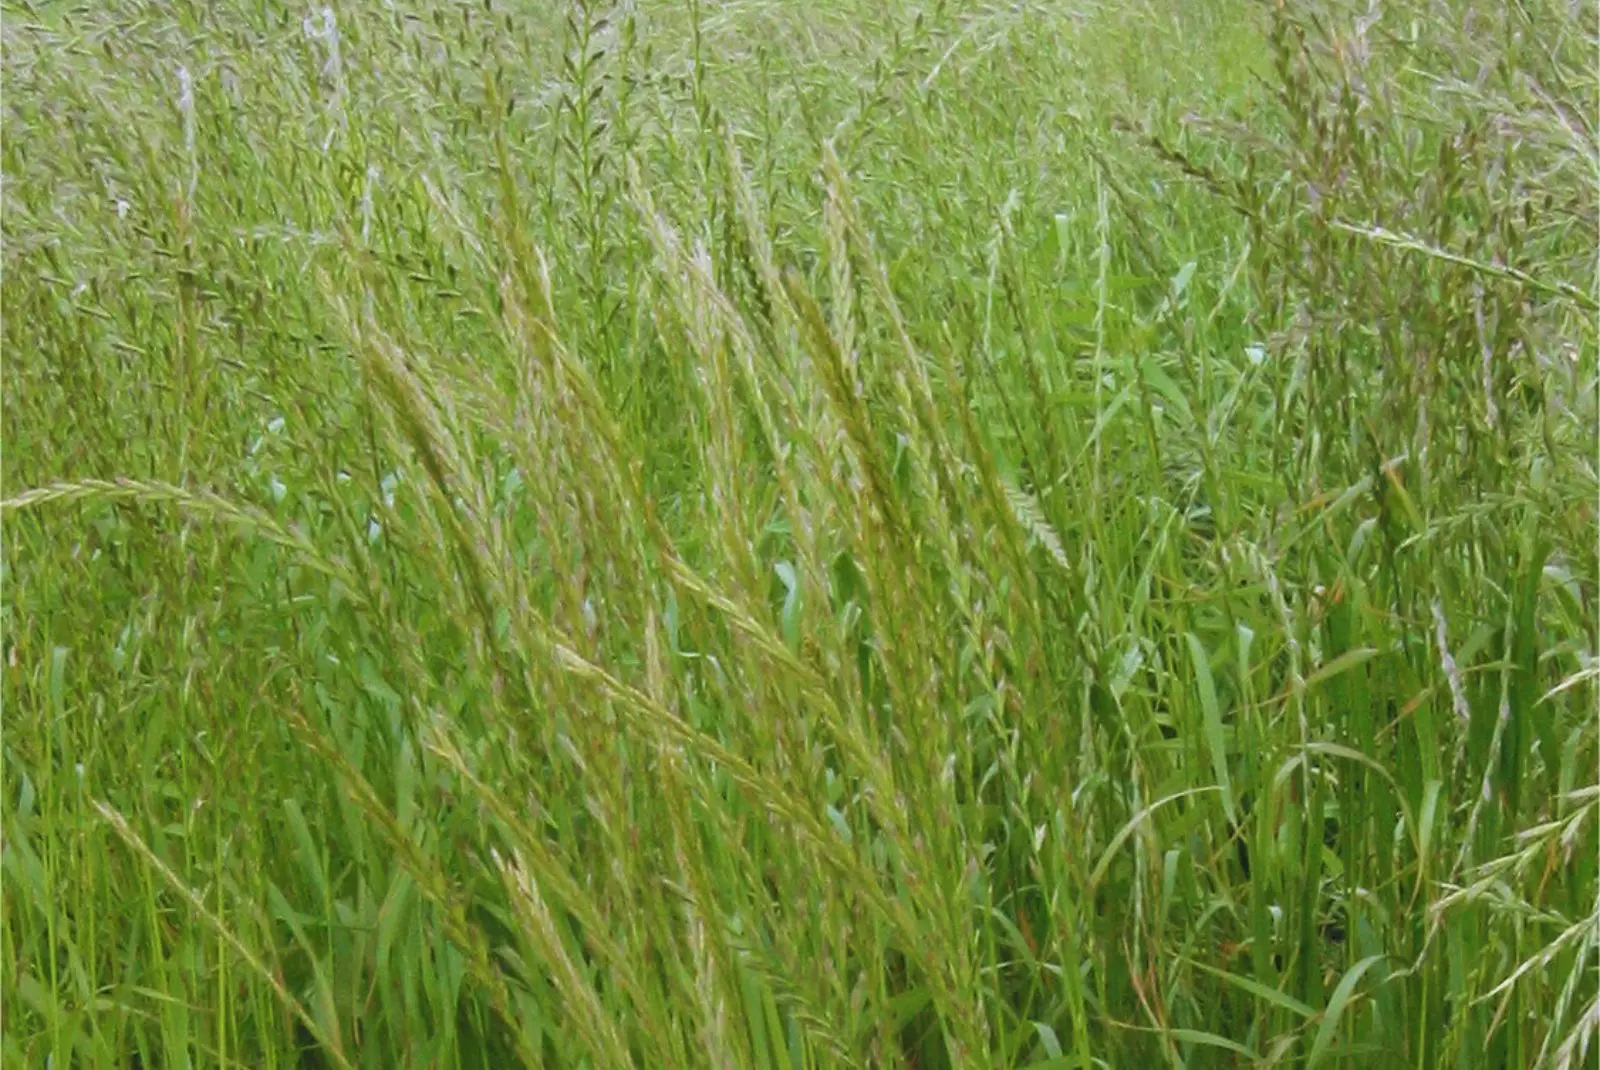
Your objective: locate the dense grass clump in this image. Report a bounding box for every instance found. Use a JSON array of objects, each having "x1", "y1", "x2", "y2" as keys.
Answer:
[{"x1": 3, "y1": 0, "x2": 1594, "y2": 1066}]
